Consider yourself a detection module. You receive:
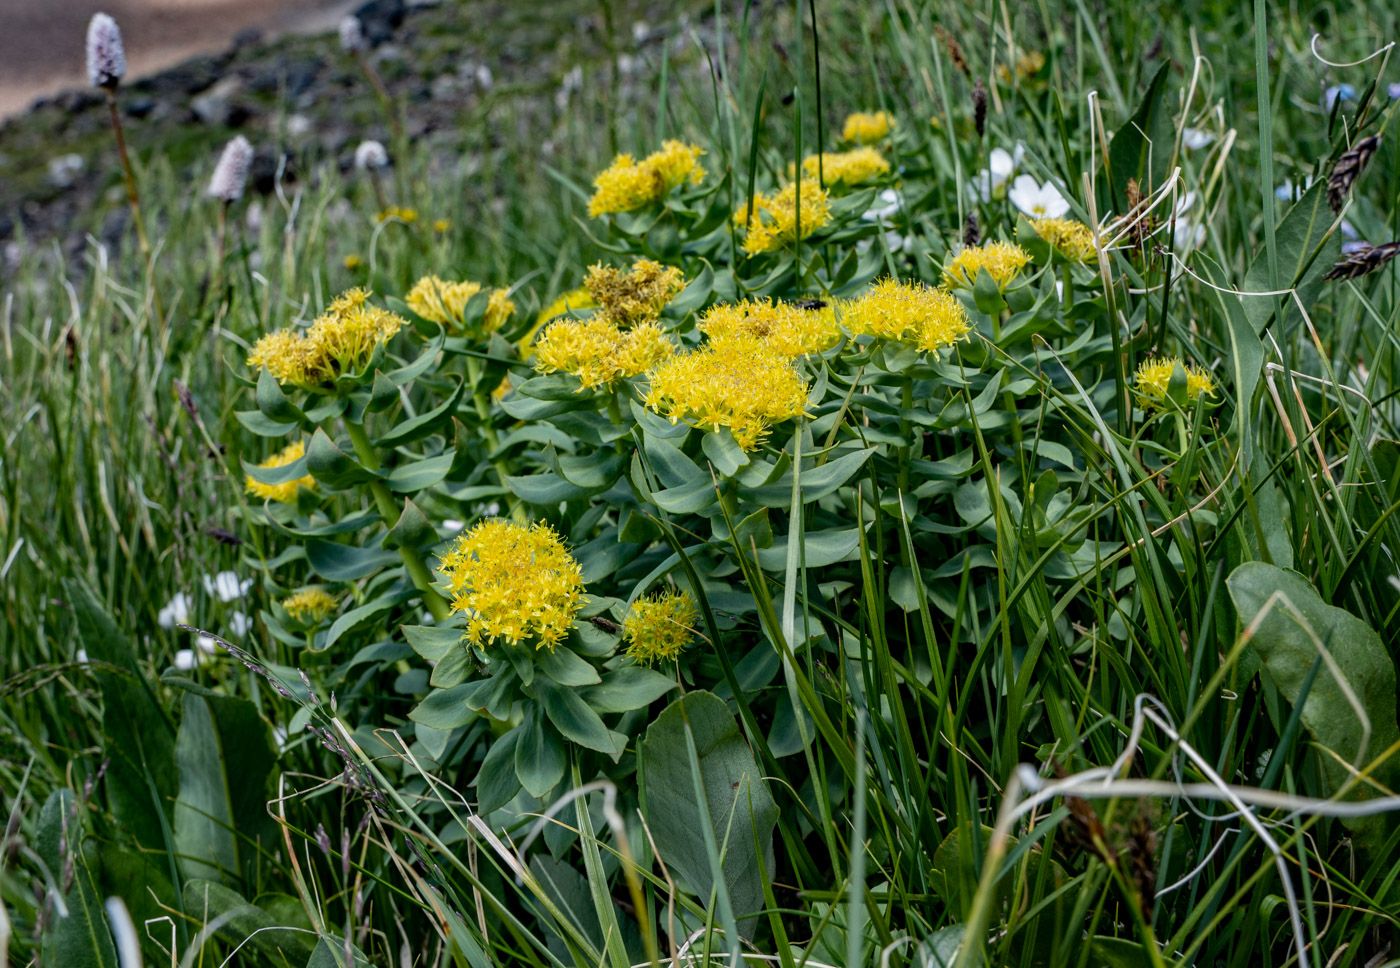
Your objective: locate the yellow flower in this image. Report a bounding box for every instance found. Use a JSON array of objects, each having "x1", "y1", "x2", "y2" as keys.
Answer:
[
  {"x1": 437, "y1": 520, "x2": 586, "y2": 651},
  {"x1": 521, "y1": 286, "x2": 598, "y2": 352},
  {"x1": 247, "y1": 288, "x2": 406, "y2": 391},
  {"x1": 841, "y1": 279, "x2": 971, "y2": 353},
  {"x1": 942, "y1": 241, "x2": 1032, "y2": 290},
  {"x1": 699, "y1": 298, "x2": 840, "y2": 357},
  {"x1": 343, "y1": 254, "x2": 362, "y2": 270},
  {"x1": 281, "y1": 588, "x2": 338, "y2": 624},
  {"x1": 842, "y1": 110, "x2": 896, "y2": 145},
  {"x1": 376, "y1": 205, "x2": 418, "y2": 224},
  {"x1": 534, "y1": 316, "x2": 674, "y2": 389},
  {"x1": 734, "y1": 182, "x2": 831, "y2": 255},
  {"x1": 587, "y1": 140, "x2": 705, "y2": 216},
  {"x1": 997, "y1": 50, "x2": 1046, "y2": 83},
  {"x1": 1029, "y1": 217, "x2": 1096, "y2": 262},
  {"x1": 584, "y1": 259, "x2": 685, "y2": 325},
  {"x1": 1133, "y1": 357, "x2": 1217, "y2": 411},
  {"x1": 245, "y1": 439, "x2": 316, "y2": 503},
  {"x1": 643, "y1": 335, "x2": 808, "y2": 451},
  {"x1": 433, "y1": 218, "x2": 450, "y2": 233},
  {"x1": 793, "y1": 147, "x2": 890, "y2": 188},
  {"x1": 406, "y1": 275, "x2": 514, "y2": 332},
  {"x1": 624, "y1": 590, "x2": 700, "y2": 665}
]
